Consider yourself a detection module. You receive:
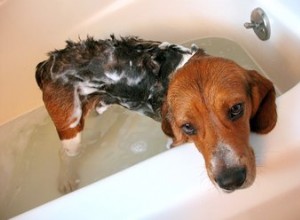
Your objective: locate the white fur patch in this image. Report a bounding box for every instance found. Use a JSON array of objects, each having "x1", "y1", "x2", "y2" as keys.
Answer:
[
  {"x1": 96, "y1": 104, "x2": 110, "y2": 114},
  {"x1": 159, "y1": 42, "x2": 191, "y2": 54},
  {"x1": 50, "y1": 54, "x2": 57, "y2": 79},
  {"x1": 175, "y1": 53, "x2": 193, "y2": 70},
  {"x1": 105, "y1": 70, "x2": 144, "y2": 86},
  {"x1": 69, "y1": 87, "x2": 82, "y2": 128},
  {"x1": 78, "y1": 81, "x2": 98, "y2": 95},
  {"x1": 211, "y1": 141, "x2": 239, "y2": 169},
  {"x1": 126, "y1": 73, "x2": 145, "y2": 86},
  {"x1": 62, "y1": 132, "x2": 82, "y2": 157},
  {"x1": 165, "y1": 138, "x2": 173, "y2": 149},
  {"x1": 174, "y1": 44, "x2": 193, "y2": 53},
  {"x1": 105, "y1": 71, "x2": 124, "y2": 82},
  {"x1": 159, "y1": 42, "x2": 171, "y2": 49}
]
